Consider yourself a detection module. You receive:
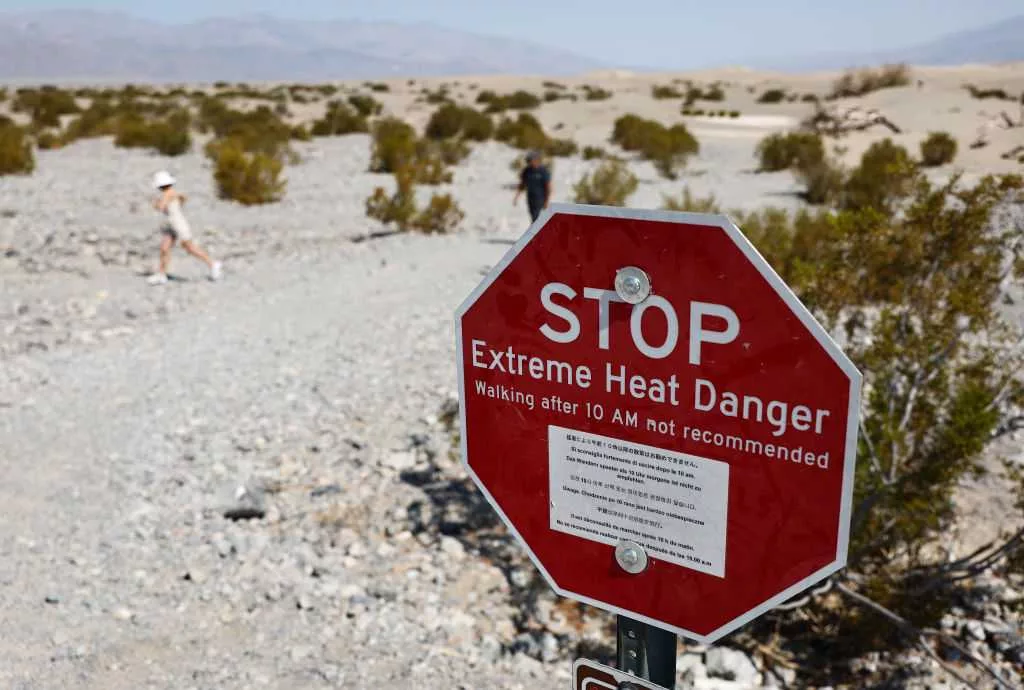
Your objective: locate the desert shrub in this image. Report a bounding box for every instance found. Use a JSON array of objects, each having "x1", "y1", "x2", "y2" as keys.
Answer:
[
  {"x1": 572, "y1": 159, "x2": 638, "y2": 206},
  {"x1": 346, "y1": 94, "x2": 382, "y2": 117},
  {"x1": 919, "y1": 131, "x2": 958, "y2": 167},
  {"x1": 828, "y1": 63, "x2": 911, "y2": 98},
  {"x1": 210, "y1": 137, "x2": 286, "y2": 205},
  {"x1": 732, "y1": 174, "x2": 1024, "y2": 681},
  {"x1": 291, "y1": 125, "x2": 311, "y2": 142},
  {"x1": 582, "y1": 146, "x2": 606, "y2": 160},
  {"x1": 661, "y1": 187, "x2": 720, "y2": 213},
  {"x1": 369, "y1": 117, "x2": 453, "y2": 184},
  {"x1": 729, "y1": 110, "x2": 741, "y2": 118},
  {"x1": 842, "y1": 138, "x2": 917, "y2": 214},
  {"x1": 795, "y1": 159, "x2": 846, "y2": 205},
  {"x1": 478, "y1": 90, "x2": 541, "y2": 113},
  {"x1": 582, "y1": 85, "x2": 612, "y2": 101},
  {"x1": 964, "y1": 84, "x2": 1014, "y2": 100},
  {"x1": 311, "y1": 101, "x2": 369, "y2": 137},
  {"x1": 435, "y1": 138, "x2": 471, "y2": 165},
  {"x1": 412, "y1": 193, "x2": 465, "y2": 234},
  {"x1": 801, "y1": 93, "x2": 819, "y2": 103},
  {"x1": 652, "y1": 85, "x2": 682, "y2": 99},
  {"x1": 542, "y1": 81, "x2": 565, "y2": 90},
  {"x1": 0, "y1": 122, "x2": 35, "y2": 176},
  {"x1": 12, "y1": 86, "x2": 80, "y2": 128},
  {"x1": 545, "y1": 137, "x2": 579, "y2": 158},
  {"x1": 198, "y1": 99, "x2": 295, "y2": 158},
  {"x1": 421, "y1": 87, "x2": 451, "y2": 105},
  {"x1": 611, "y1": 114, "x2": 699, "y2": 178},
  {"x1": 756, "y1": 131, "x2": 825, "y2": 172},
  {"x1": 684, "y1": 83, "x2": 725, "y2": 105},
  {"x1": 366, "y1": 166, "x2": 418, "y2": 230},
  {"x1": 425, "y1": 103, "x2": 493, "y2": 141},
  {"x1": 369, "y1": 117, "x2": 420, "y2": 173},
  {"x1": 62, "y1": 99, "x2": 119, "y2": 141},
  {"x1": 365, "y1": 82, "x2": 390, "y2": 93},
  {"x1": 0, "y1": 87, "x2": 7, "y2": 103},
  {"x1": 495, "y1": 112, "x2": 548, "y2": 150},
  {"x1": 114, "y1": 110, "x2": 192, "y2": 156},
  {"x1": 34, "y1": 130, "x2": 62, "y2": 150},
  {"x1": 757, "y1": 88, "x2": 788, "y2": 104}
]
